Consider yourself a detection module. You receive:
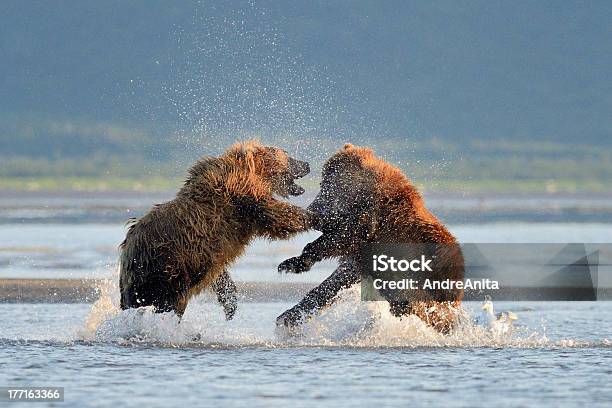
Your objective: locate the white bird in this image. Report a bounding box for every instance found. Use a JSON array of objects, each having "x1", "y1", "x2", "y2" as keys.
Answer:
[{"x1": 476, "y1": 296, "x2": 518, "y2": 335}]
